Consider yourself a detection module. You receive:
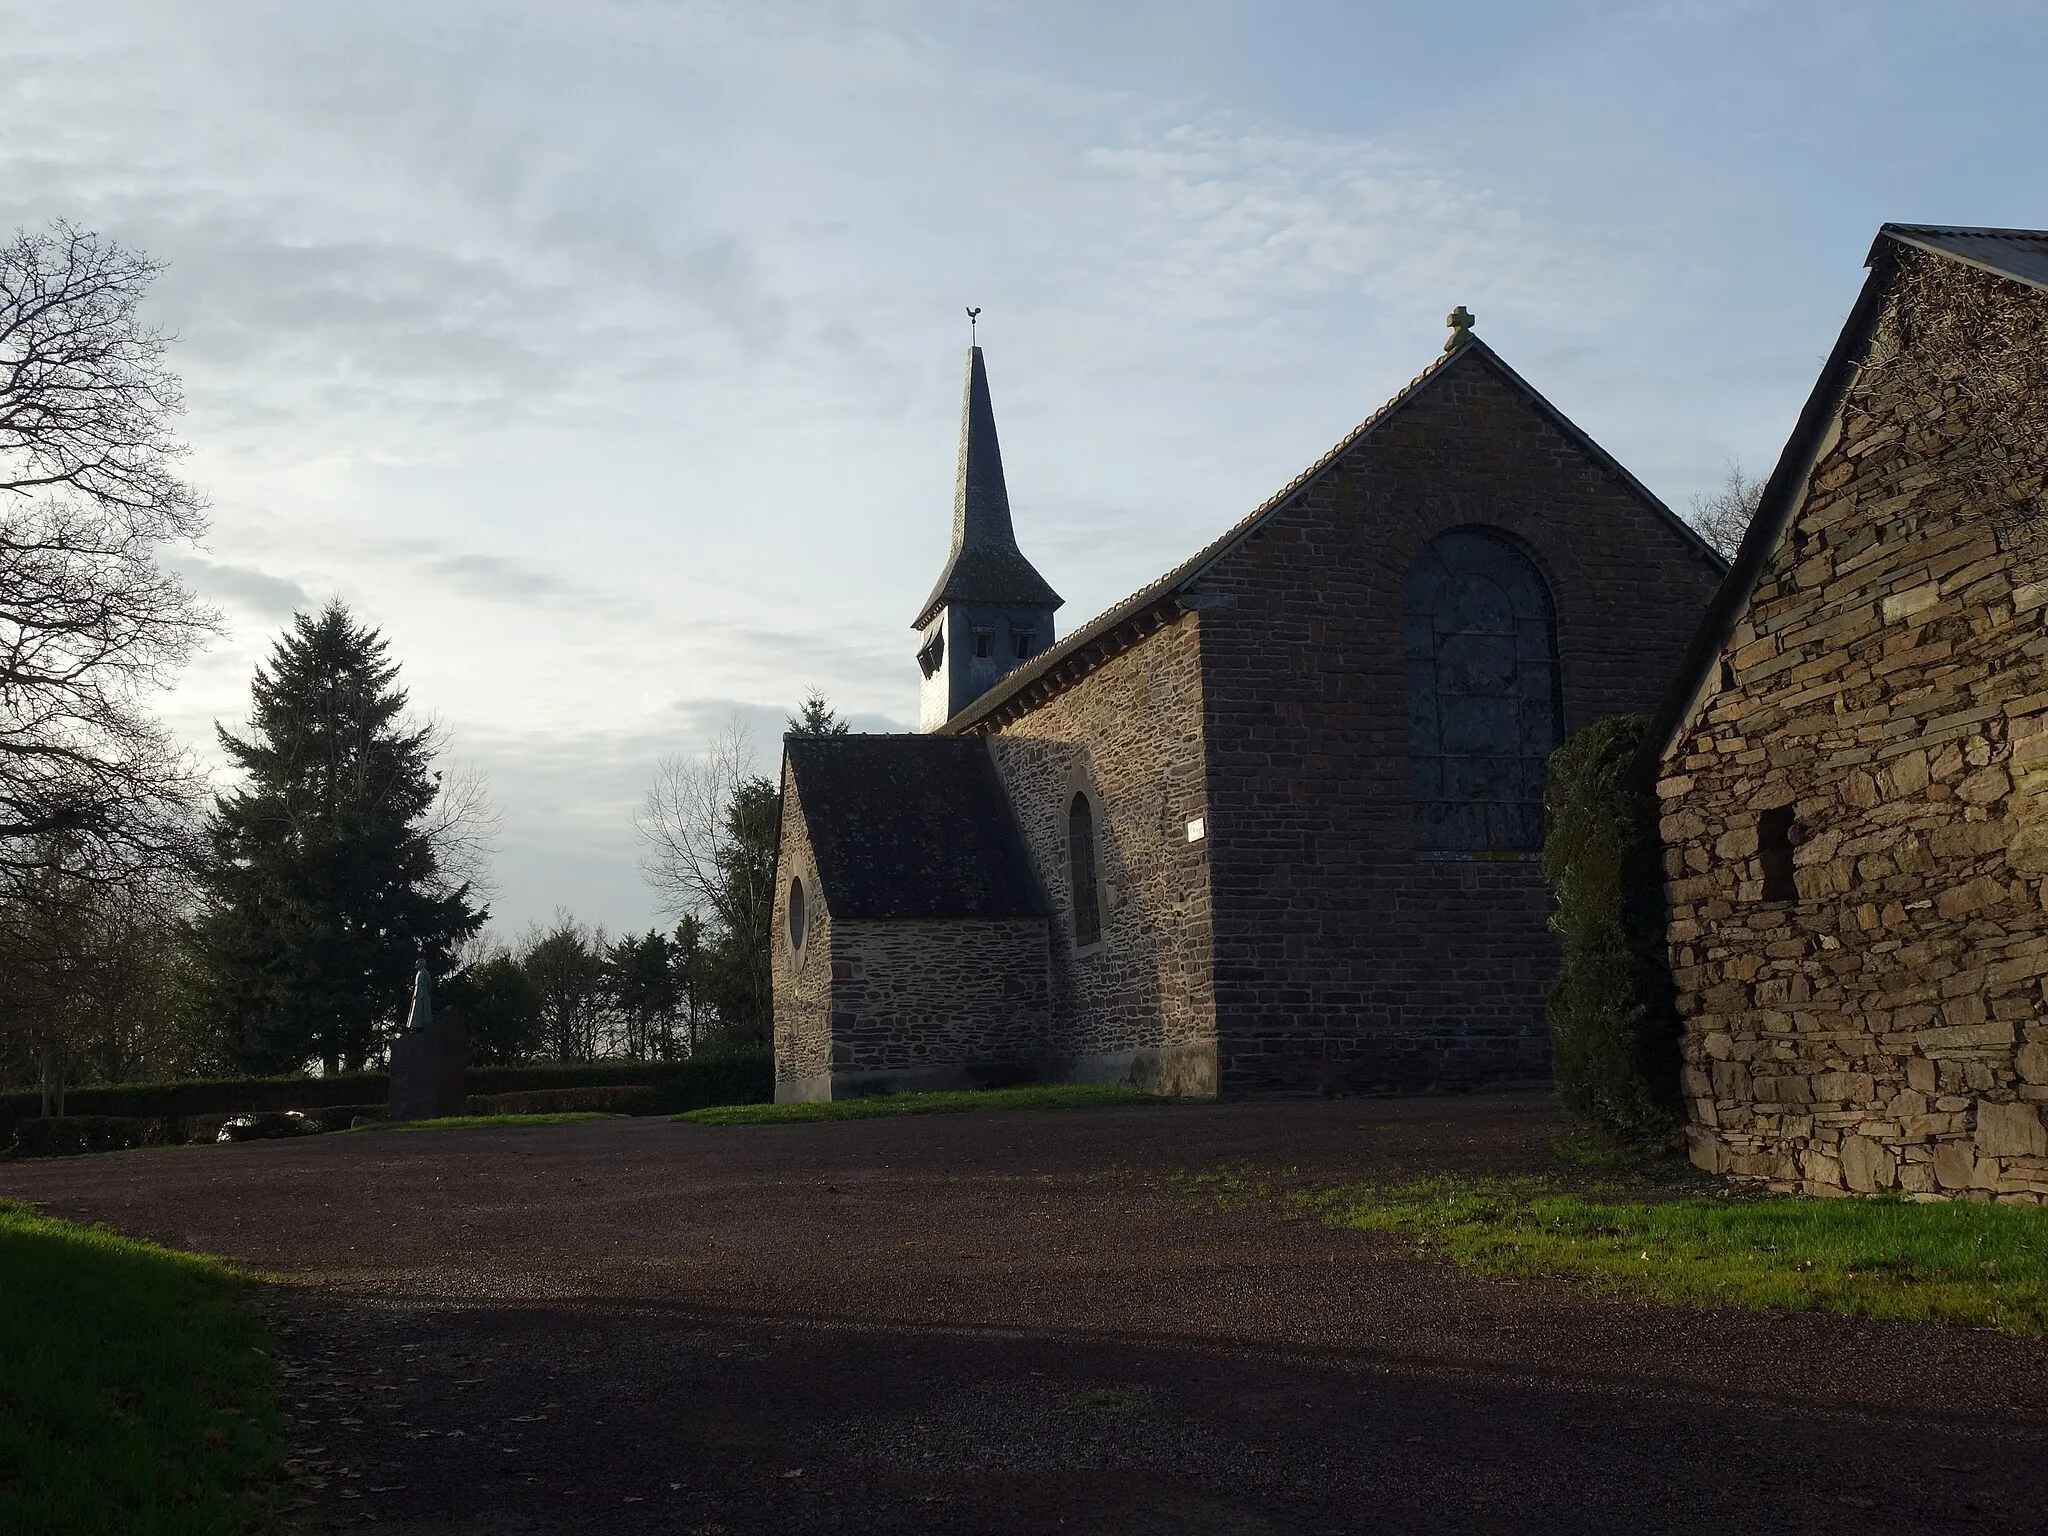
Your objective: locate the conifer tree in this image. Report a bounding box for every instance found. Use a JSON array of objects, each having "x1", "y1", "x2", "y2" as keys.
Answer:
[
  {"x1": 785, "y1": 690, "x2": 850, "y2": 737},
  {"x1": 194, "y1": 602, "x2": 485, "y2": 1073}
]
